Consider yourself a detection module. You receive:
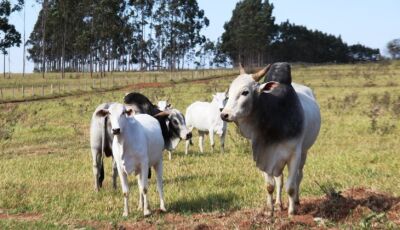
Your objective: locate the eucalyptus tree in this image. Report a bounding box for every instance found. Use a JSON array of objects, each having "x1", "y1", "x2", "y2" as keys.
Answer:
[{"x1": 0, "y1": 0, "x2": 24, "y2": 78}]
